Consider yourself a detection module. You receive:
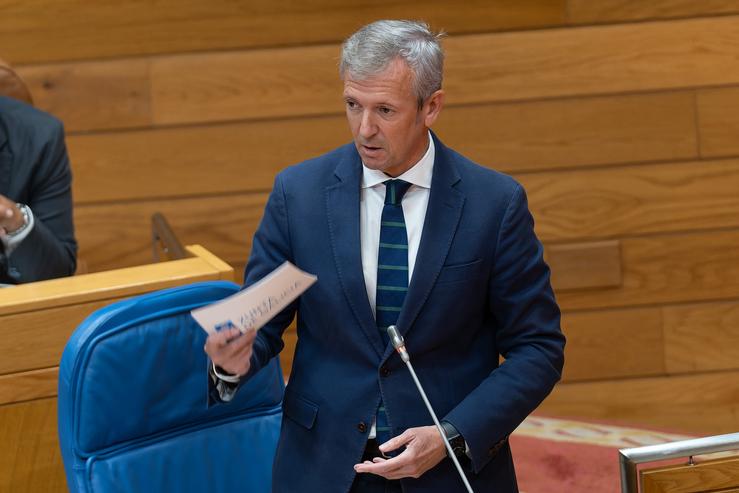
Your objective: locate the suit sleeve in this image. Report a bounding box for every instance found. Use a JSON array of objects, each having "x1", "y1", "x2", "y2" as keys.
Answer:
[
  {"x1": 6, "y1": 119, "x2": 77, "y2": 282},
  {"x1": 207, "y1": 172, "x2": 297, "y2": 405},
  {"x1": 444, "y1": 183, "x2": 566, "y2": 473}
]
